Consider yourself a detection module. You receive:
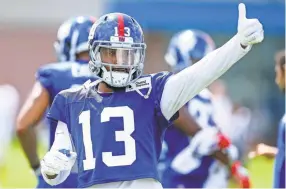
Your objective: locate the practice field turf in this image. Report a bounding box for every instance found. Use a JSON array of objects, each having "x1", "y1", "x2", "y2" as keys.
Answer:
[{"x1": 0, "y1": 139, "x2": 274, "y2": 188}]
